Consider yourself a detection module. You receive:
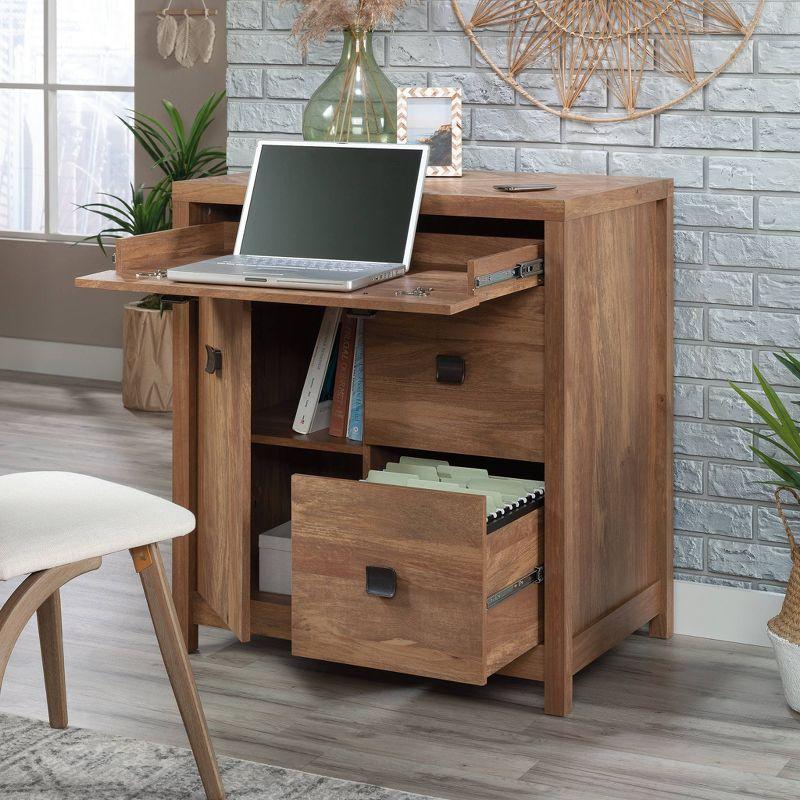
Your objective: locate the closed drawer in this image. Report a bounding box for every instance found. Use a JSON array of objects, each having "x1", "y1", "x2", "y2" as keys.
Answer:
[
  {"x1": 290, "y1": 475, "x2": 543, "y2": 685},
  {"x1": 364, "y1": 290, "x2": 544, "y2": 461}
]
